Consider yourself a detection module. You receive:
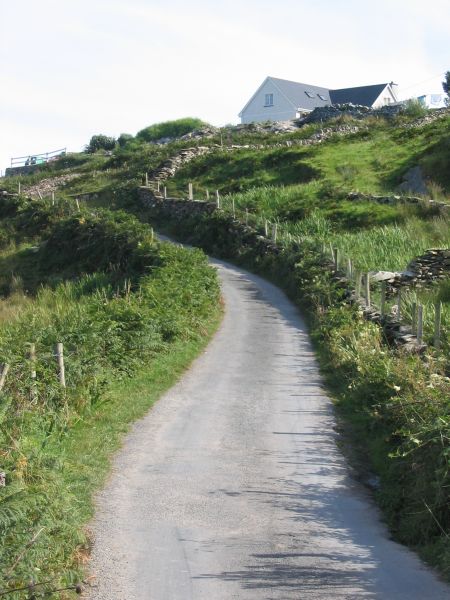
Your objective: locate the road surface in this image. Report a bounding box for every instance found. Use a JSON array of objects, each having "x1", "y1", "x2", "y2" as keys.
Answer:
[{"x1": 87, "y1": 254, "x2": 449, "y2": 599}]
